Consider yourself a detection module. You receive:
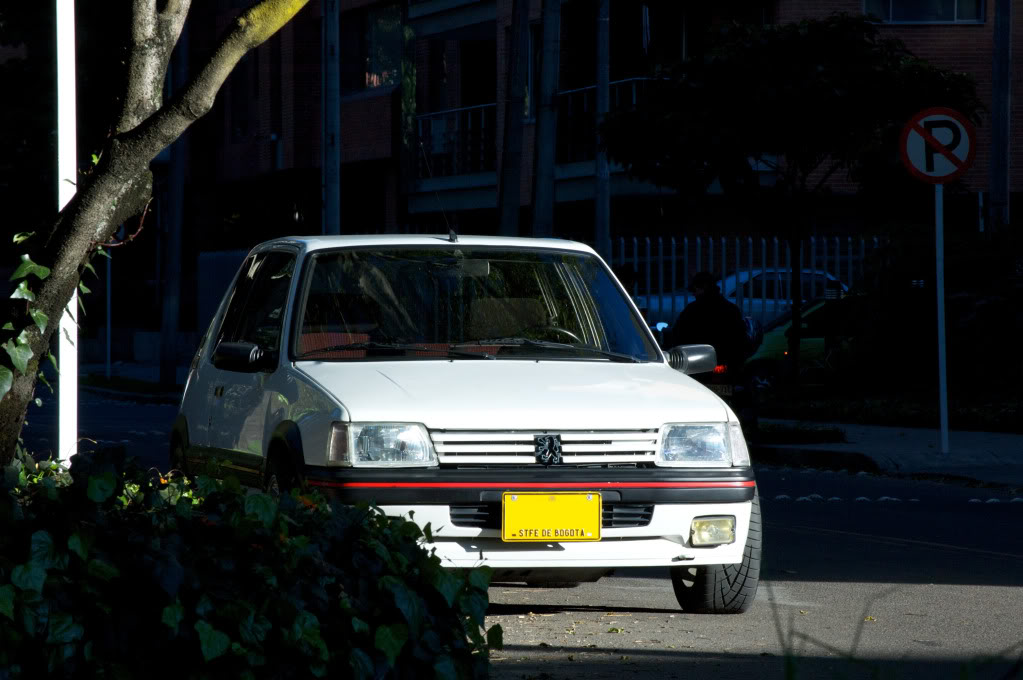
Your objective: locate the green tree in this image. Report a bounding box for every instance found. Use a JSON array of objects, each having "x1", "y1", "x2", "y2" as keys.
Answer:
[
  {"x1": 603, "y1": 13, "x2": 981, "y2": 373},
  {"x1": 0, "y1": 0, "x2": 312, "y2": 464}
]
